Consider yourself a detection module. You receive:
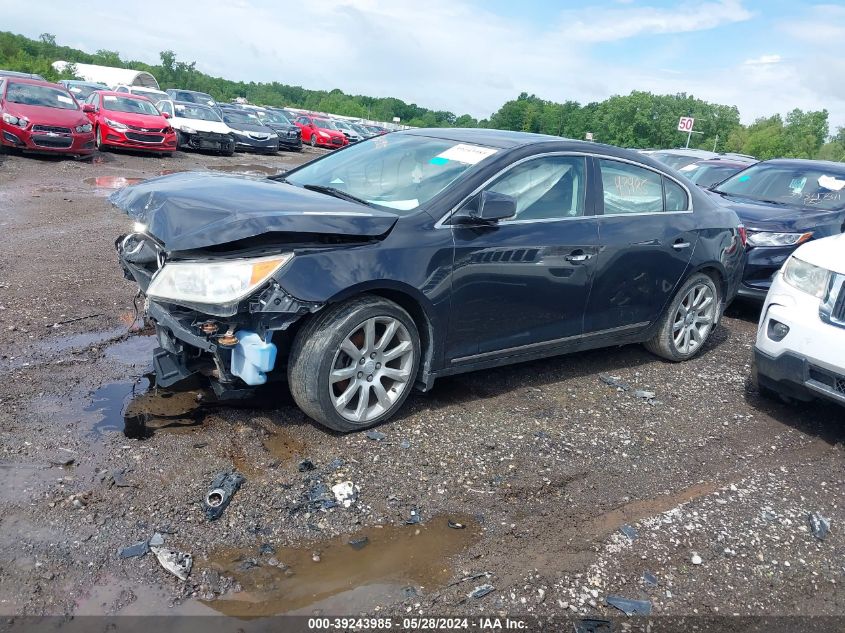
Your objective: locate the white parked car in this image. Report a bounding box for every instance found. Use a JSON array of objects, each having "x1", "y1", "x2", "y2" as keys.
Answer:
[
  {"x1": 155, "y1": 99, "x2": 235, "y2": 155},
  {"x1": 753, "y1": 233, "x2": 845, "y2": 408},
  {"x1": 115, "y1": 85, "x2": 170, "y2": 103}
]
